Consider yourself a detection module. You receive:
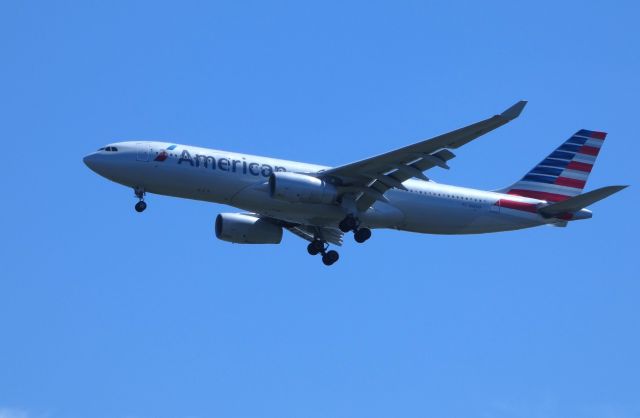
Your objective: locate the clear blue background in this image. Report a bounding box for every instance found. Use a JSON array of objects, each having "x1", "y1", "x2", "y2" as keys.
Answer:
[{"x1": 1, "y1": 1, "x2": 638, "y2": 417}]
